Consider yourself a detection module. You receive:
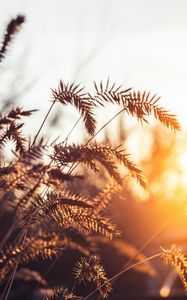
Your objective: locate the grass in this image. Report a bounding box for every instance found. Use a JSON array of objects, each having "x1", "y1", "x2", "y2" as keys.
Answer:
[{"x1": 0, "y1": 15, "x2": 186, "y2": 300}]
